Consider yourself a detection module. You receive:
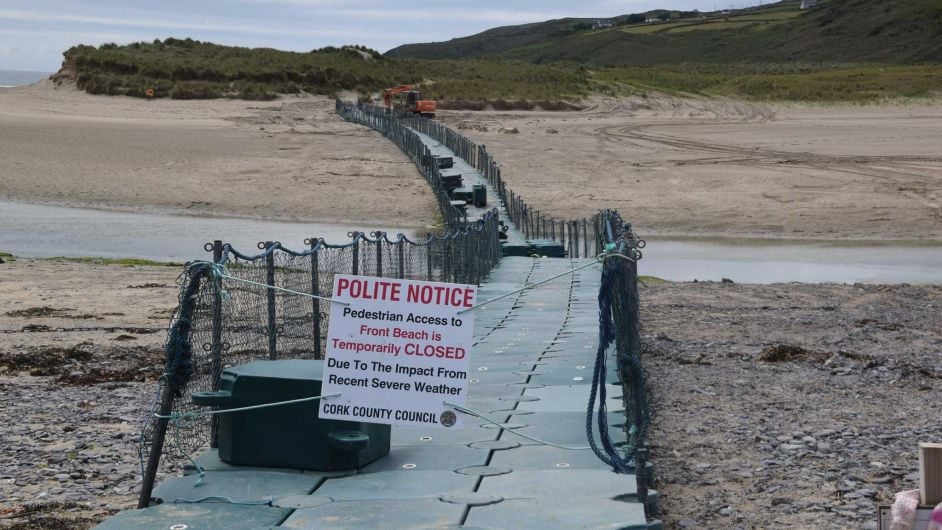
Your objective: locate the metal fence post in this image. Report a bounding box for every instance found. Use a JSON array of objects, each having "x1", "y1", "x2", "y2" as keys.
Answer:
[
  {"x1": 138, "y1": 384, "x2": 173, "y2": 508},
  {"x1": 209, "y1": 240, "x2": 223, "y2": 448},
  {"x1": 625, "y1": 247, "x2": 647, "y2": 509},
  {"x1": 471, "y1": 227, "x2": 483, "y2": 285},
  {"x1": 310, "y1": 238, "x2": 321, "y2": 360},
  {"x1": 583, "y1": 219, "x2": 589, "y2": 258},
  {"x1": 351, "y1": 232, "x2": 360, "y2": 276},
  {"x1": 398, "y1": 239, "x2": 405, "y2": 279},
  {"x1": 573, "y1": 221, "x2": 580, "y2": 259},
  {"x1": 565, "y1": 221, "x2": 574, "y2": 258},
  {"x1": 265, "y1": 241, "x2": 277, "y2": 360},
  {"x1": 592, "y1": 215, "x2": 600, "y2": 255},
  {"x1": 265, "y1": 241, "x2": 278, "y2": 360},
  {"x1": 375, "y1": 232, "x2": 383, "y2": 277}
]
